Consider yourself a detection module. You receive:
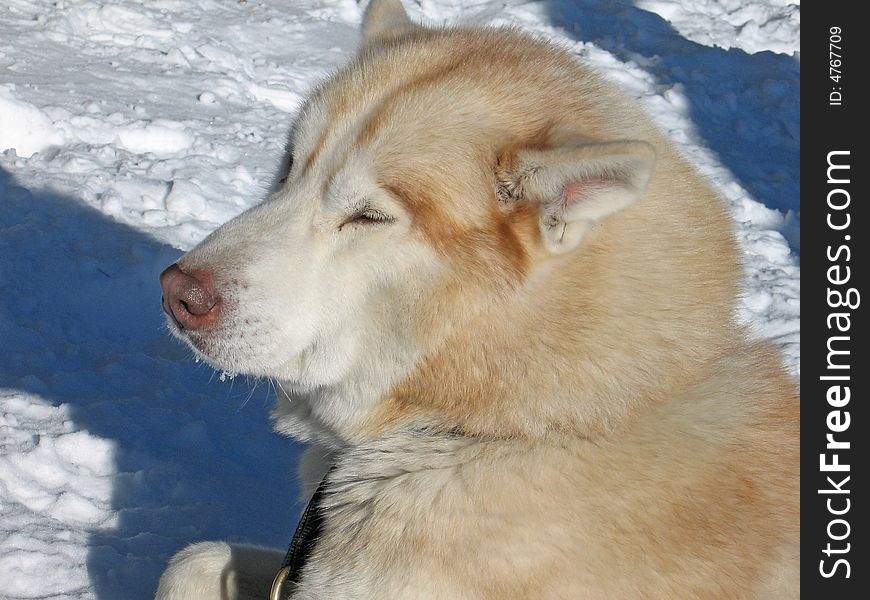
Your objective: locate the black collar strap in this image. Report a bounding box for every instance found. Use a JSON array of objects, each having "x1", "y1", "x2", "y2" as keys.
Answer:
[{"x1": 270, "y1": 466, "x2": 334, "y2": 600}]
